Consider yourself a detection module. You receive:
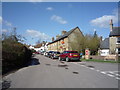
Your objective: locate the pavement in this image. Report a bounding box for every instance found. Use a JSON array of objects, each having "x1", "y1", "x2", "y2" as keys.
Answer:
[{"x1": 1, "y1": 54, "x2": 120, "y2": 88}]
